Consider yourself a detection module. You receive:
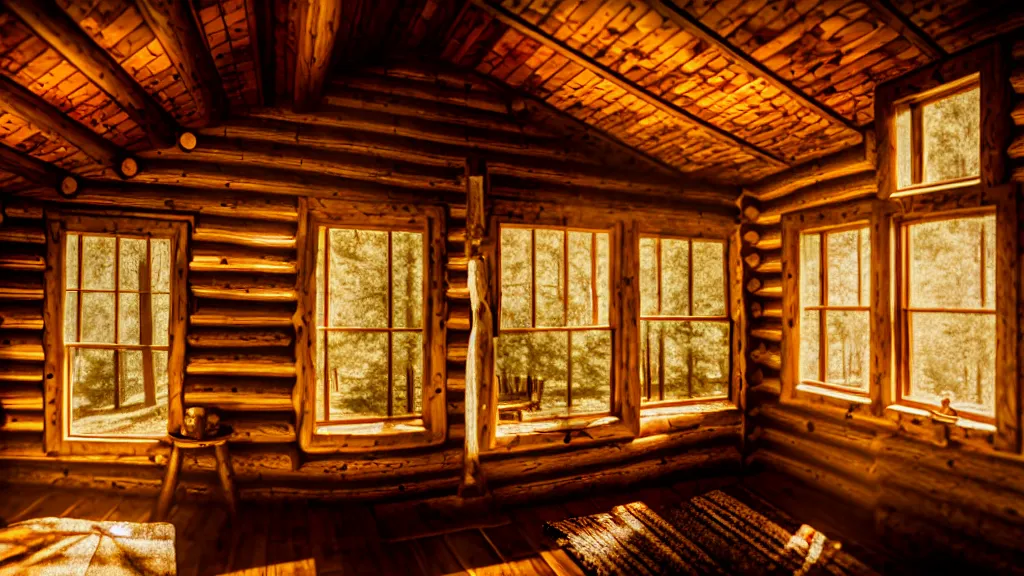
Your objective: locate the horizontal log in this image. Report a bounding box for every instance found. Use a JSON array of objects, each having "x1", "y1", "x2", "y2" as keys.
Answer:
[
  {"x1": 748, "y1": 448, "x2": 876, "y2": 510},
  {"x1": 2, "y1": 200, "x2": 43, "y2": 220},
  {"x1": 742, "y1": 229, "x2": 781, "y2": 250},
  {"x1": 755, "y1": 426, "x2": 874, "y2": 483},
  {"x1": 183, "y1": 378, "x2": 294, "y2": 412},
  {"x1": 1010, "y1": 132, "x2": 1024, "y2": 159},
  {"x1": 1013, "y1": 68, "x2": 1024, "y2": 94},
  {"x1": 750, "y1": 342, "x2": 782, "y2": 371},
  {"x1": 0, "y1": 305, "x2": 43, "y2": 330},
  {"x1": 744, "y1": 251, "x2": 781, "y2": 274},
  {"x1": 0, "y1": 249, "x2": 45, "y2": 271},
  {"x1": 0, "y1": 410, "x2": 44, "y2": 433},
  {"x1": 0, "y1": 226, "x2": 45, "y2": 244},
  {"x1": 0, "y1": 363, "x2": 43, "y2": 383},
  {"x1": 222, "y1": 413, "x2": 297, "y2": 443},
  {"x1": 0, "y1": 383, "x2": 44, "y2": 410},
  {"x1": 186, "y1": 355, "x2": 296, "y2": 378},
  {"x1": 1014, "y1": 101, "x2": 1024, "y2": 126},
  {"x1": 748, "y1": 378, "x2": 781, "y2": 396},
  {"x1": 190, "y1": 304, "x2": 295, "y2": 327},
  {"x1": 330, "y1": 74, "x2": 513, "y2": 115},
  {"x1": 746, "y1": 276, "x2": 782, "y2": 298},
  {"x1": 0, "y1": 431, "x2": 43, "y2": 456},
  {"x1": 873, "y1": 435, "x2": 1024, "y2": 496},
  {"x1": 447, "y1": 284, "x2": 470, "y2": 301},
  {"x1": 746, "y1": 134, "x2": 876, "y2": 201},
  {"x1": 190, "y1": 274, "x2": 298, "y2": 302},
  {"x1": 447, "y1": 368, "x2": 466, "y2": 391},
  {"x1": 447, "y1": 255, "x2": 469, "y2": 272},
  {"x1": 0, "y1": 333, "x2": 44, "y2": 361},
  {"x1": 193, "y1": 219, "x2": 297, "y2": 249},
  {"x1": 448, "y1": 303, "x2": 470, "y2": 331},
  {"x1": 749, "y1": 321, "x2": 782, "y2": 343},
  {"x1": 755, "y1": 172, "x2": 877, "y2": 225},
  {"x1": 190, "y1": 246, "x2": 297, "y2": 274},
  {"x1": 18, "y1": 186, "x2": 299, "y2": 222},
  {"x1": 447, "y1": 339, "x2": 468, "y2": 363},
  {"x1": 186, "y1": 328, "x2": 294, "y2": 349},
  {"x1": 750, "y1": 301, "x2": 782, "y2": 319}
]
